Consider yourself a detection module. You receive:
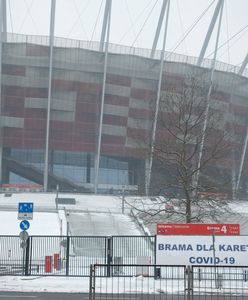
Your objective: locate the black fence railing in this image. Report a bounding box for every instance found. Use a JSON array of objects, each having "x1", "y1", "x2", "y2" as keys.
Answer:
[
  {"x1": 89, "y1": 264, "x2": 248, "y2": 300},
  {"x1": 0, "y1": 235, "x2": 155, "y2": 276}
]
